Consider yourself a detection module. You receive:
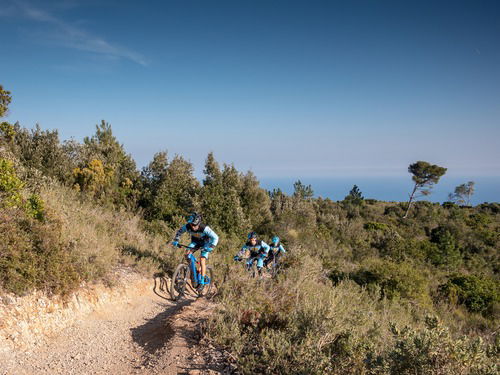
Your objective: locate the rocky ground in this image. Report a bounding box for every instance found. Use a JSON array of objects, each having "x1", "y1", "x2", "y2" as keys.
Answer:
[{"x1": 0, "y1": 276, "x2": 234, "y2": 375}]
